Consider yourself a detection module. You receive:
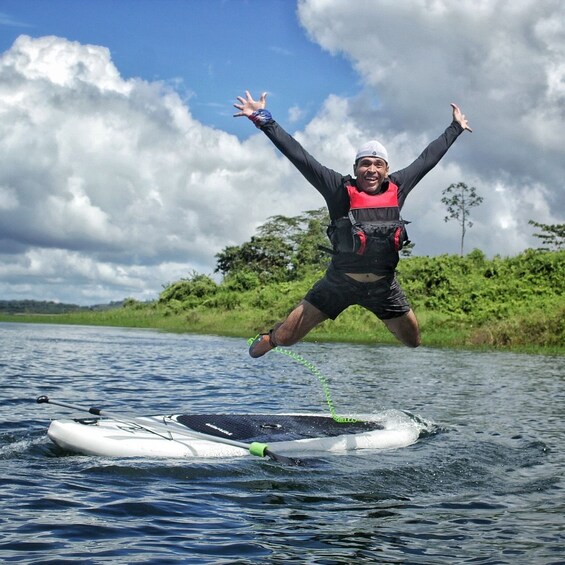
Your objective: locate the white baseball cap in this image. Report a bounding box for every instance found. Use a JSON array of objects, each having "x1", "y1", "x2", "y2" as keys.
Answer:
[{"x1": 355, "y1": 140, "x2": 388, "y2": 164}]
